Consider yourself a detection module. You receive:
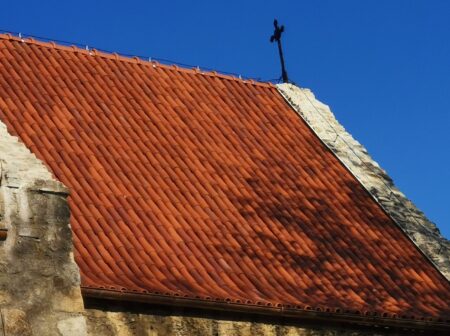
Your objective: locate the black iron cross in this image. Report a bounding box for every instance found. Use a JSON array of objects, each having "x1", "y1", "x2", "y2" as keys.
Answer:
[{"x1": 270, "y1": 19, "x2": 289, "y2": 83}]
